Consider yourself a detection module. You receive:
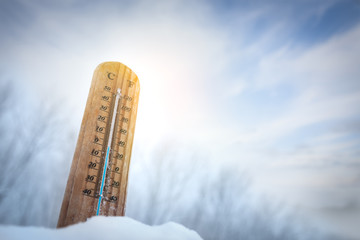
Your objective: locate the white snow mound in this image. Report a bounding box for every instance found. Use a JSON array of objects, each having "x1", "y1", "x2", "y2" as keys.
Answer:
[{"x1": 0, "y1": 216, "x2": 203, "y2": 240}]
